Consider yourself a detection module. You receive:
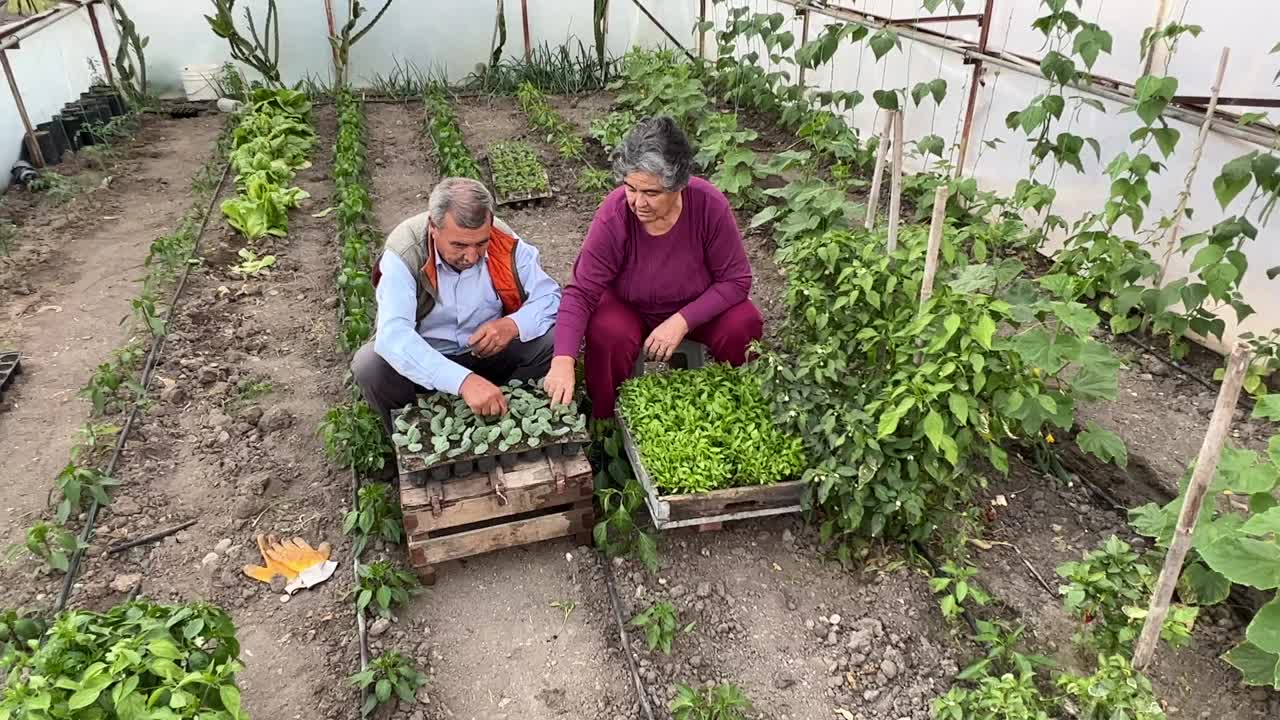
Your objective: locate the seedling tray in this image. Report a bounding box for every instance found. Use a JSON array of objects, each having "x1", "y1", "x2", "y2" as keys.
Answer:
[
  {"x1": 617, "y1": 413, "x2": 805, "y2": 530},
  {"x1": 0, "y1": 351, "x2": 21, "y2": 398},
  {"x1": 483, "y1": 154, "x2": 552, "y2": 206}
]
